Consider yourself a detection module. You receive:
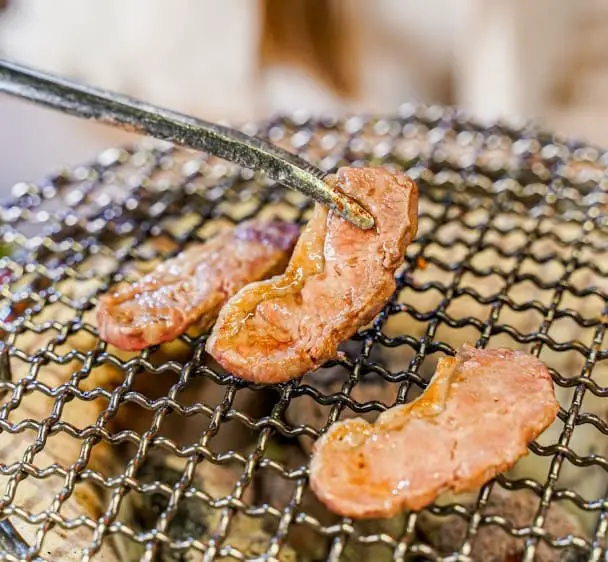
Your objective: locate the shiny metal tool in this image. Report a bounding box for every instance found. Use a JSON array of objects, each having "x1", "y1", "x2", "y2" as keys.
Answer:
[{"x1": 0, "y1": 58, "x2": 374, "y2": 230}]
